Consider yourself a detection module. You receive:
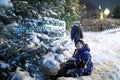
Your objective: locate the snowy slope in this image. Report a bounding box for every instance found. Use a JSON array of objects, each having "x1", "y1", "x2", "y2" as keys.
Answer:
[
  {"x1": 82, "y1": 32, "x2": 120, "y2": 80},
  {"x1": 58, "y1": 31, "x2": 120, "y2": 80}
]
